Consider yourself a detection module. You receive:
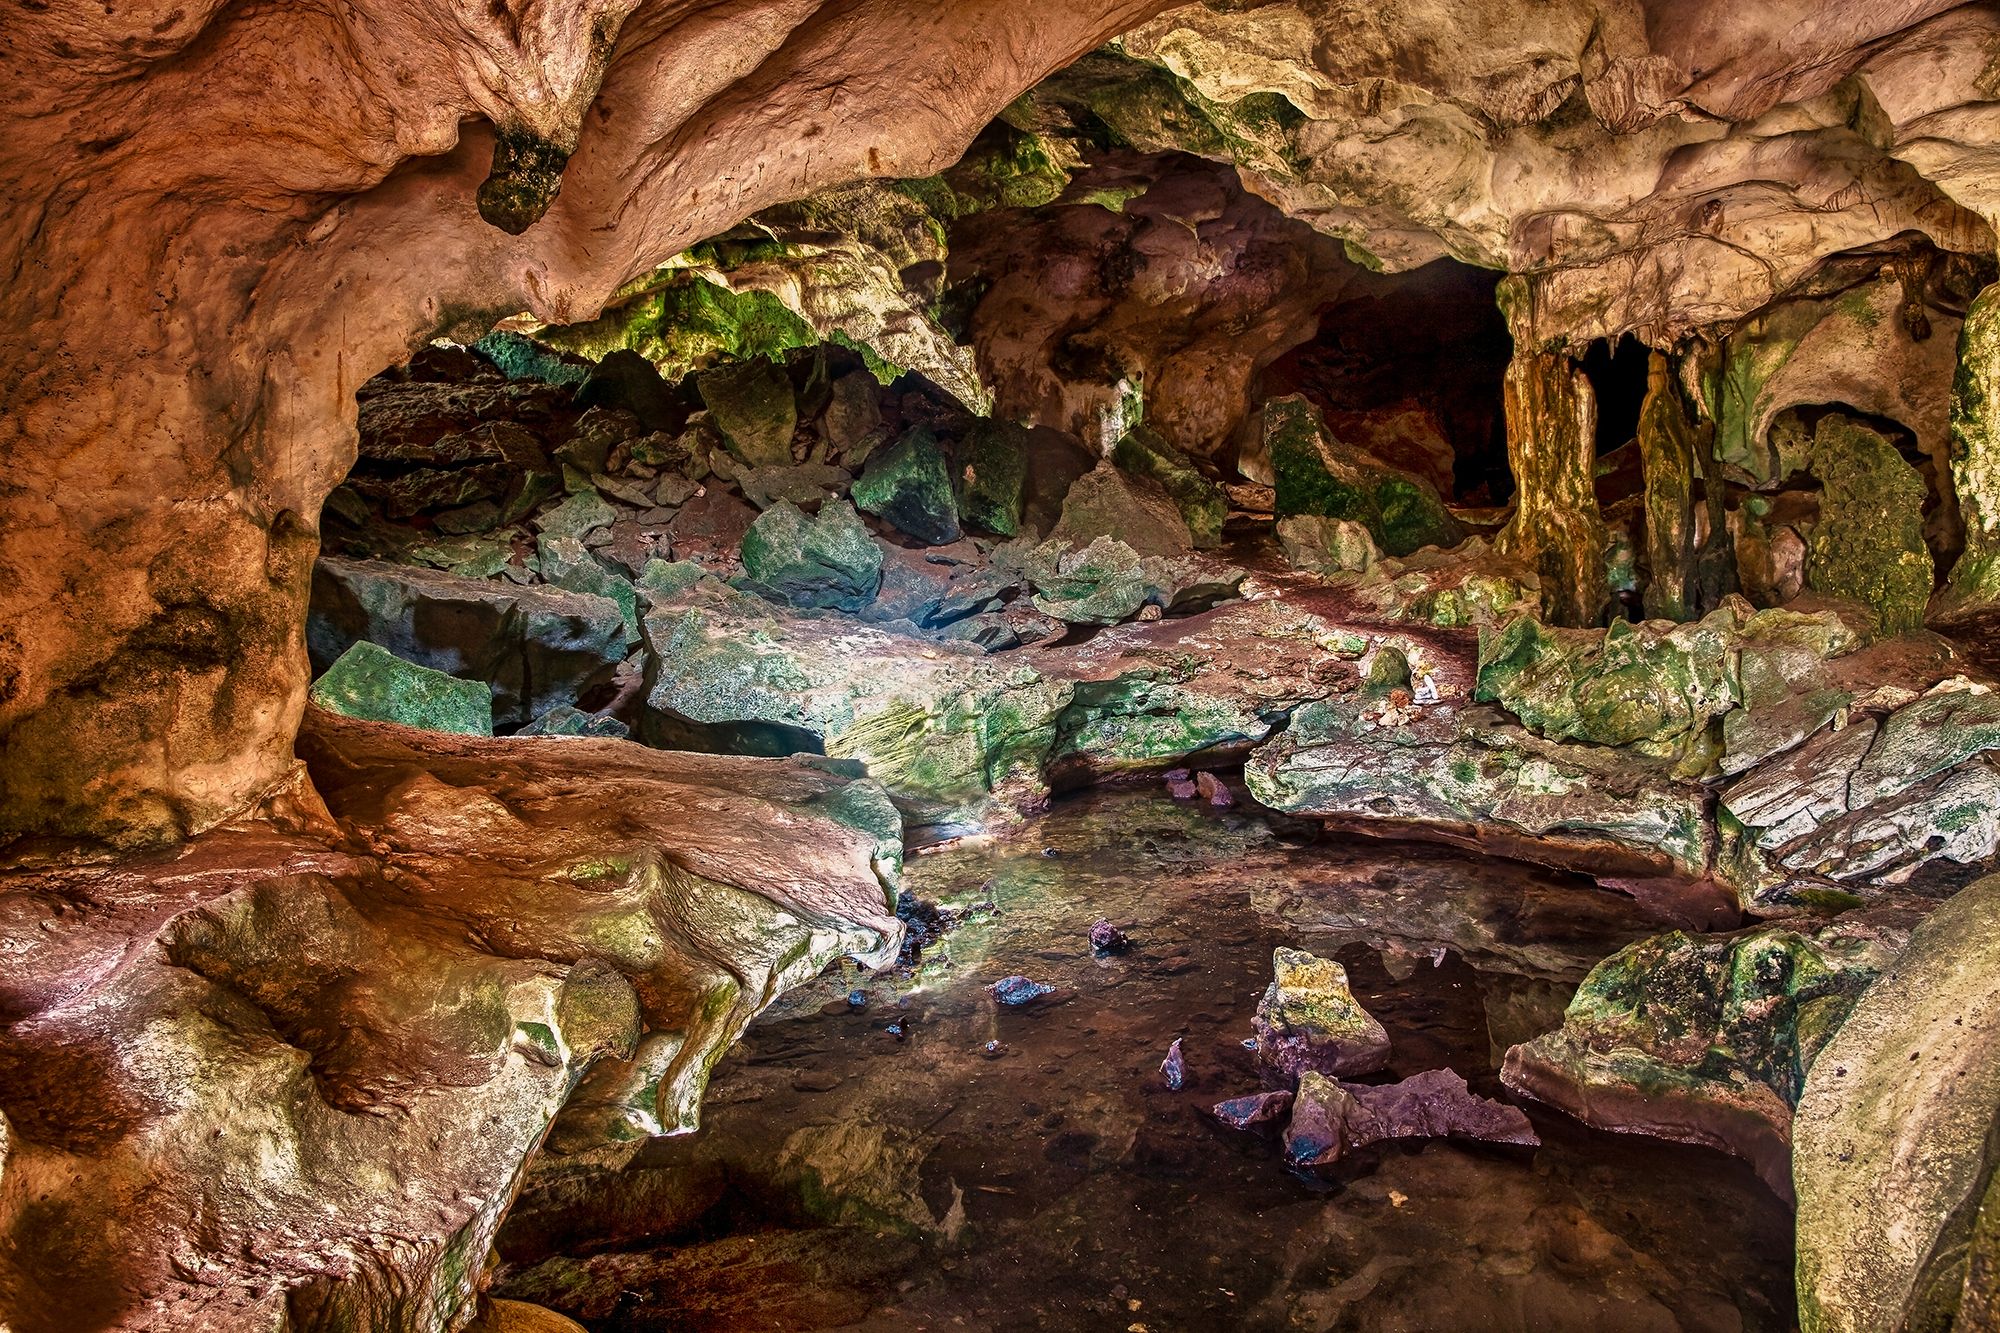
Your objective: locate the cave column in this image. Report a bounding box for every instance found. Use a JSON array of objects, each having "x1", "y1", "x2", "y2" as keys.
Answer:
[
  {"x1": 1637, "y1": 350, "x2": 1700, "y2": 620},
  {"x1": 1493, "y1": 276, "x2": 1611, "y2": 627},
  {"x1": 1942, "y1": 279, "x2": 2000, "y2": 616}
]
